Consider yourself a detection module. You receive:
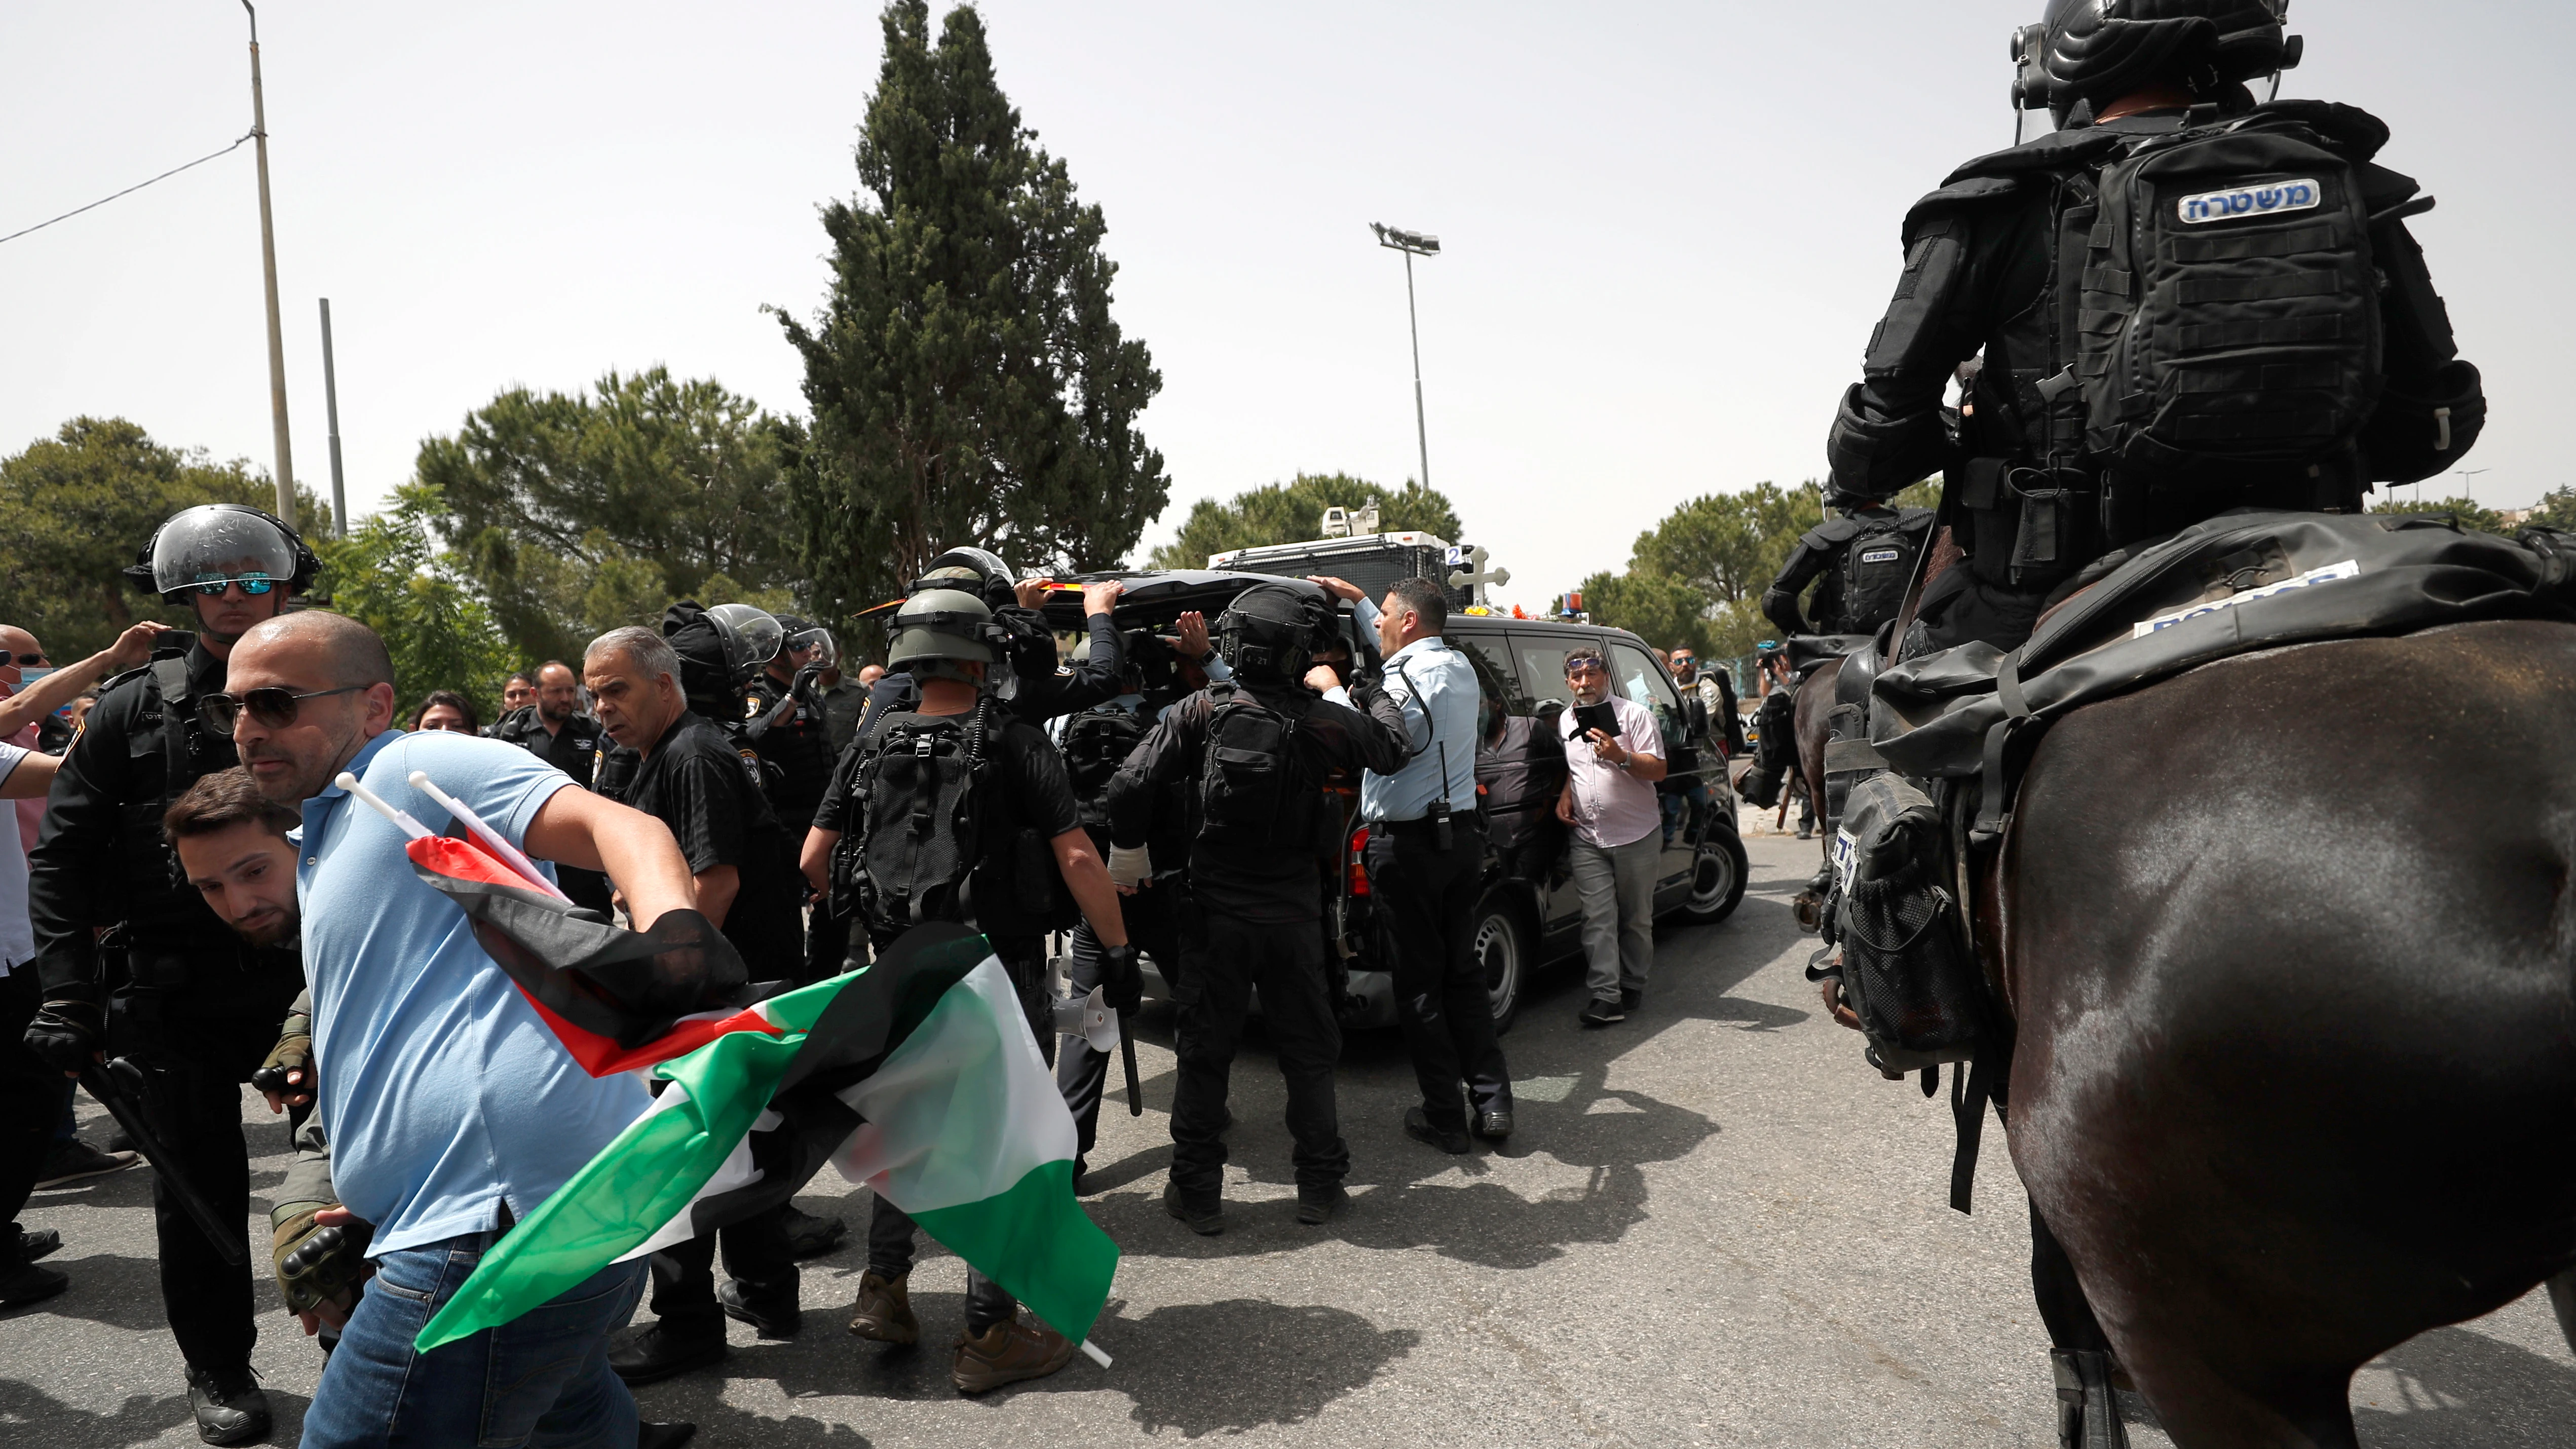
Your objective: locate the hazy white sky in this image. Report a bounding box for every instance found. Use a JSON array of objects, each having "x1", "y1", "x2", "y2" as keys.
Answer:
[{"x1": 5, "y1": 2, "x2": 2566, "y2": 612}]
